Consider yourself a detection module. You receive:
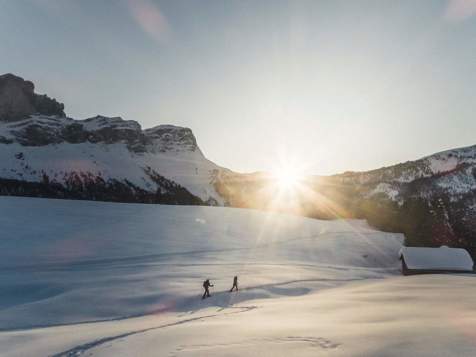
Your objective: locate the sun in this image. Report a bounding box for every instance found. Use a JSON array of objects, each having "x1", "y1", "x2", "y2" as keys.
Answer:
[{"x1": 271, "y1": 167, "x2": 302, "y2": 191}]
